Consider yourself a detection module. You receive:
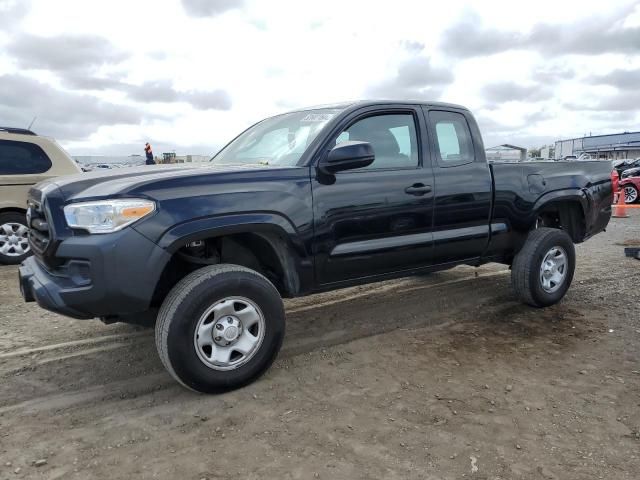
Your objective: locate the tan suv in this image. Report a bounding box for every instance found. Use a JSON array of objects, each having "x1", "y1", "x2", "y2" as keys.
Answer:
[{"x1": 1, "y1": 127, "x2": 81, "y2": 264}]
